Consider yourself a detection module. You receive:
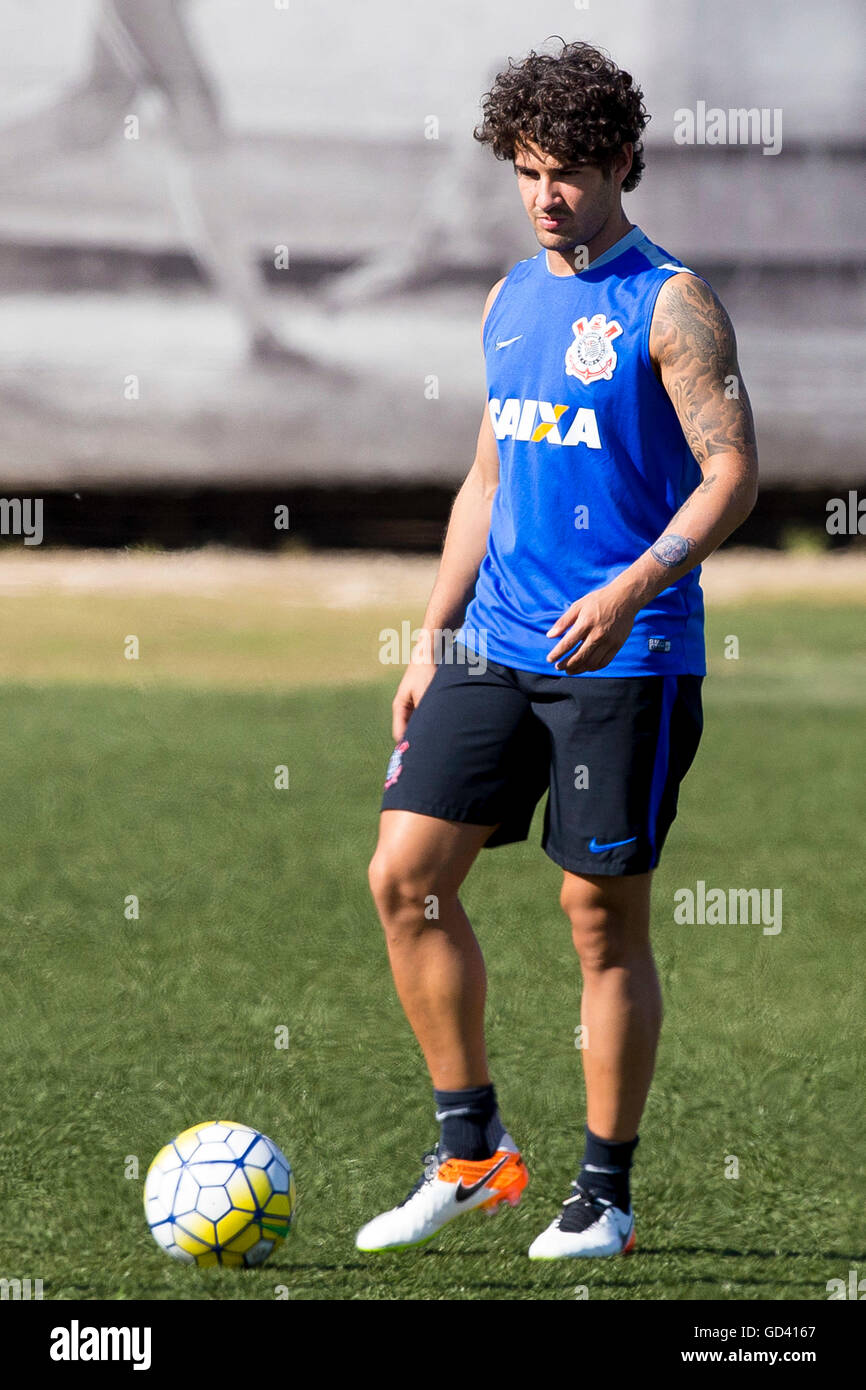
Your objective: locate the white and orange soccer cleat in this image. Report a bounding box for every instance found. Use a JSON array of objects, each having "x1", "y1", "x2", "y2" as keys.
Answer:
[
  {"x1": 528, "y1": 1183, "x2": 636, "y2": 1259},
  {"x1": 355, "y1": 1139, "x2": 529, "y2": 1251}
]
